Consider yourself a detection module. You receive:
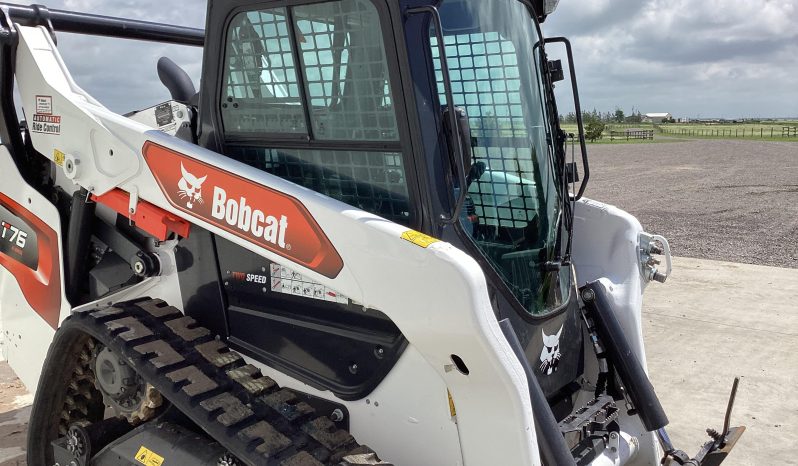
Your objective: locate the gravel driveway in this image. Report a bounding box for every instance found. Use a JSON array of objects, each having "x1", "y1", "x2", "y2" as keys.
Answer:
[{"x1": 584, "y1": 138, "x2": 798, "y2": 268}]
